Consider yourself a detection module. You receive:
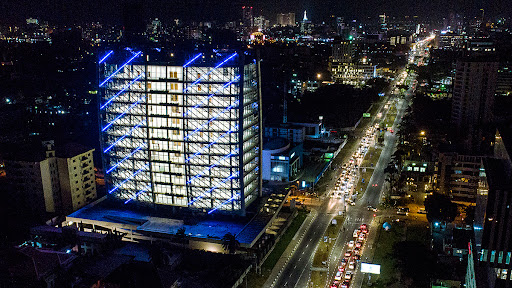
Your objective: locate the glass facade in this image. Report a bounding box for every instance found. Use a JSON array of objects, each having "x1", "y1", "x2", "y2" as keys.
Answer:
[{"x1": 99, "y1": 49, "x2": 261, "y2": 215}]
